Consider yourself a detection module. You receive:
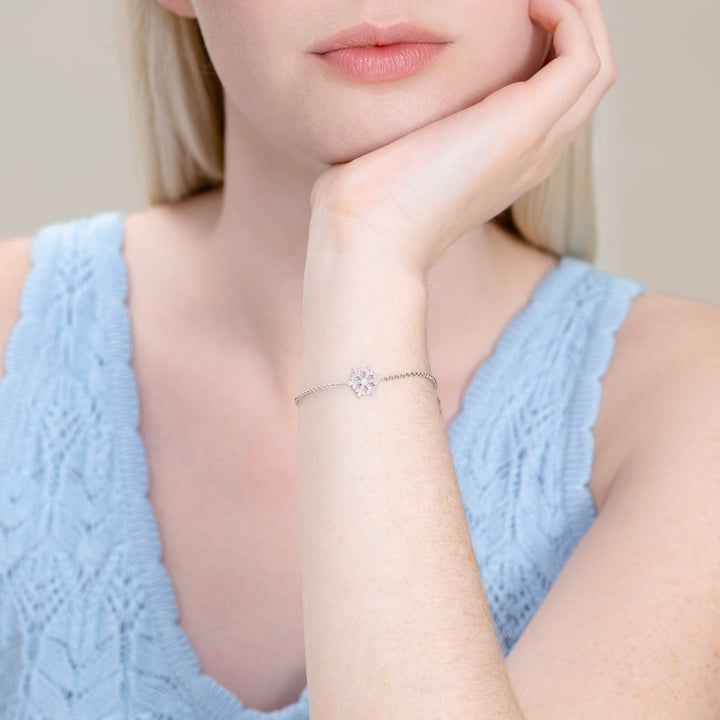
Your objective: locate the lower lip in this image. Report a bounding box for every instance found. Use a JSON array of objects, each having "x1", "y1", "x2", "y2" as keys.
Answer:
[{"x1": 313, "y1": 42, "x2": 449, "y2": 83}]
